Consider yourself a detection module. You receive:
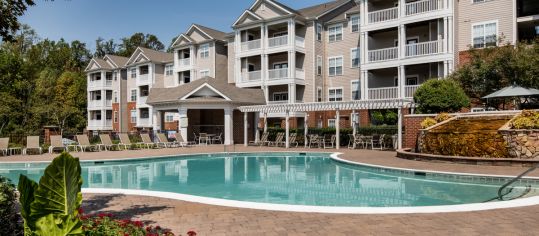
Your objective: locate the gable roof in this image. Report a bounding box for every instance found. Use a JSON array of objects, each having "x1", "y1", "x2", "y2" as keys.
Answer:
[
  {"x1": 232, "y1": 10, "x2": 263, "y2": 27},
  {"x1": 296, "y1": 0, "x2": 350, "y2": 19},
  {"x1": 125, "y1": 47, "x2": 173, "y2": 66},
  {"x1": 104, "y1": 55, "x2": 129, "y2": 68},
  {"x1": 147, "y1": 77, "x2": 266, "y2": 105},
  {"x1": 326, "y1": 4, "x2": 359, "y2": 24},
  {"x1": 192, "y1": 24, "x2": 227, "y2": 41},
  {"x1": 84, "y1": 58, "x2": 113, "y2": 72}
]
